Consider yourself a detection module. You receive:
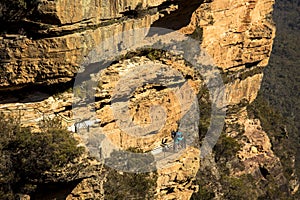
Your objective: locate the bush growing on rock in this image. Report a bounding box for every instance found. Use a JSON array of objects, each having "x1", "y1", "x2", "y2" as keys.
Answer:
[
  {"x1": 214, "y1": 134, "x2": 241, "y2": 162},
  {"x1": 104, "y1": 148, "x2": 157, "y2": 199},
  {"x1": 104, "y1": 168, "x2": 157, "y2": 200},
  {"x1": 0, "y1": 113, "x2": 83, "y2": 198}
]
